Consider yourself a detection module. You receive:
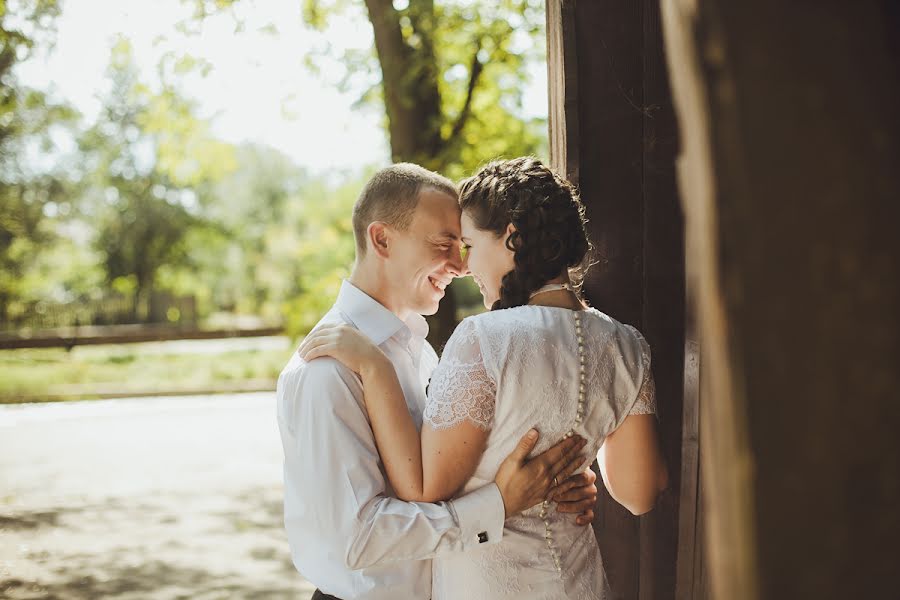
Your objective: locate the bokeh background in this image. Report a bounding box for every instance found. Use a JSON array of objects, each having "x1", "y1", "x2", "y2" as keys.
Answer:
[{"x1": 1, "y1": 0, "x2": 549, "y2": 597}]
